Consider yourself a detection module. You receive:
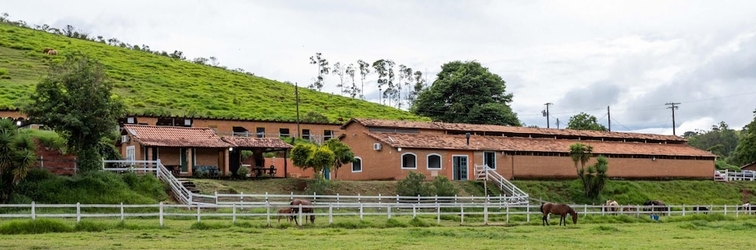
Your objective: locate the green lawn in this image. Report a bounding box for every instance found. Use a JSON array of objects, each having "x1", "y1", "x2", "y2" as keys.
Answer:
[
  {"x1": 0, "y1": 23, "x2": 427, "y2": 122},
  {"x1": 0, "y1": 217, "x2": 753, "y2": 249}
]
